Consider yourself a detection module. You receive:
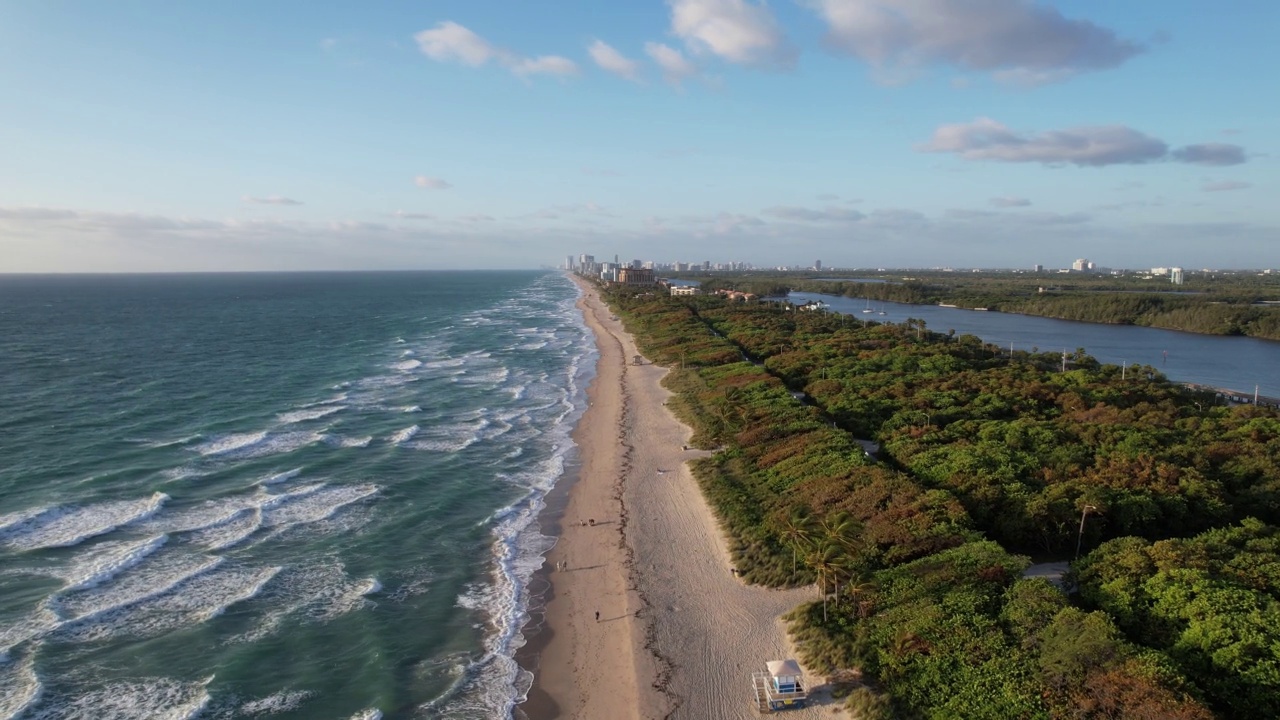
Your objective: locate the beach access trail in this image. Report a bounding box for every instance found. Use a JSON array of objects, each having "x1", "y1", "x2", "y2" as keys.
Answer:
[{"x1": 526, "y1": 278, "x2": 837, "y2": 719}]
